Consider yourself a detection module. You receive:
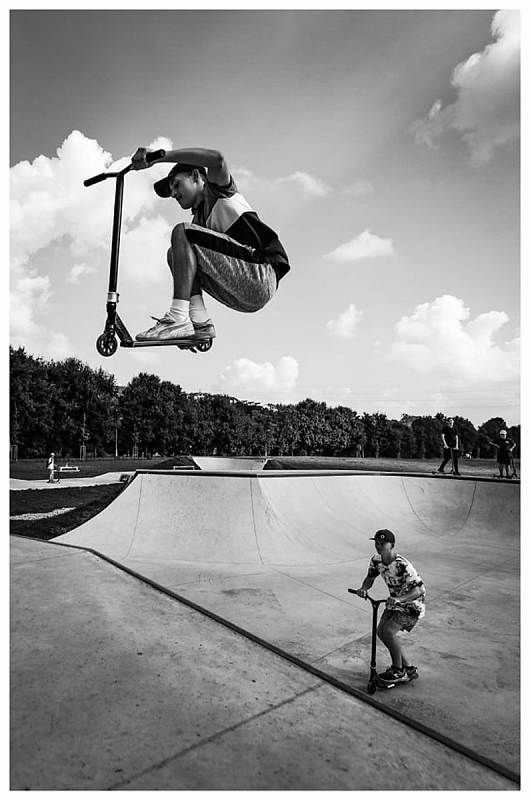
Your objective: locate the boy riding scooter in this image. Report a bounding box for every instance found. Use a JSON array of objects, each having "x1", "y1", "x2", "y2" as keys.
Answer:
[
  {"x1": 131, "y1": 146, "x2": 290, "y2": 343},
  {"x1": 350, "y1": 529, "x2": 426, "y2": 685}
]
